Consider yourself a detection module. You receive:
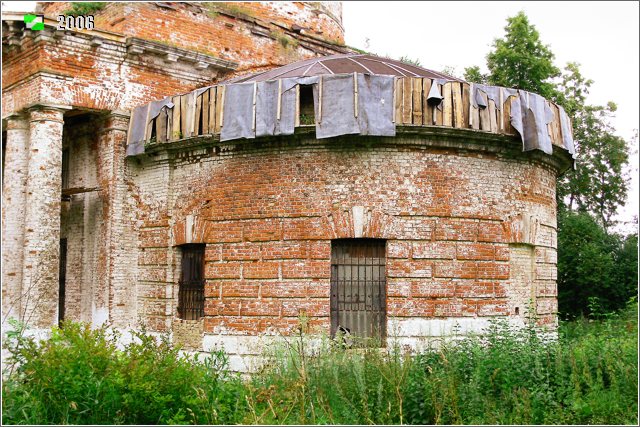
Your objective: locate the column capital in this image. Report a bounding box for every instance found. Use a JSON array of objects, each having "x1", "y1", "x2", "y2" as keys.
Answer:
[
  {"x1": 3, "y1": 113, "x2": 29, "y2": 130},
  {"x1": 27, "y1": 104, "x2": 71, "y2": 124},
  {"x1": 98, "y1": 110, "x2": 131, "y2": 133}
]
